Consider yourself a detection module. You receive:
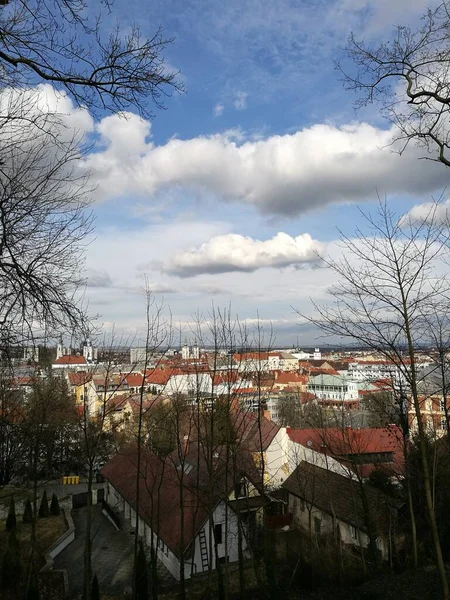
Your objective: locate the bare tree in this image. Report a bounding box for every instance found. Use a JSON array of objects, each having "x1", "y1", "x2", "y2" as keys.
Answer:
[
  {"x1": 132, "y1": 288, "x2": 173, "y2": 600},
  {"x1": 0, "y1": 0, "x2": 183, "y2": 118},
  {"x1": 298, "y1": 200, "x2": 450, "y2": 598},
  {"x1": 340, "y1": 0, "x2": 450, "y2": 166},
  {"x1": 0, "y1": 92, "x2": 94, "y2": 354}
]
